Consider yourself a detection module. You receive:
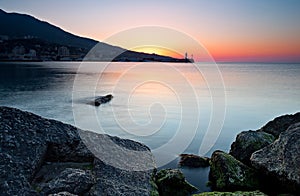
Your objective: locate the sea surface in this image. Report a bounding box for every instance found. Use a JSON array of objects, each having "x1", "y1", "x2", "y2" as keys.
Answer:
[{"x1": 1, "y1": 61, "x2": 299, "y2": 192}]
